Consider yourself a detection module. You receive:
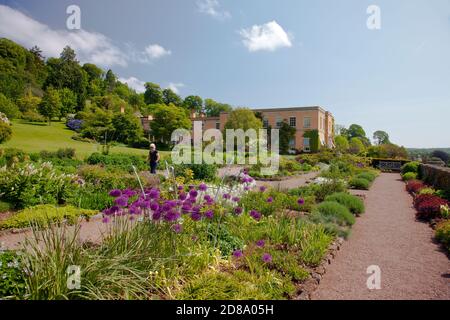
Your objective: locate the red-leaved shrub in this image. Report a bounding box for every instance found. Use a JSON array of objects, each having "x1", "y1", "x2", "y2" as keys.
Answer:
[
  {"x1": 406, "y1": 180, "x2": 425, "y2": 194},
  {"x1": 414, "y1": 194, "x2": 449, "y2": 220}
]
